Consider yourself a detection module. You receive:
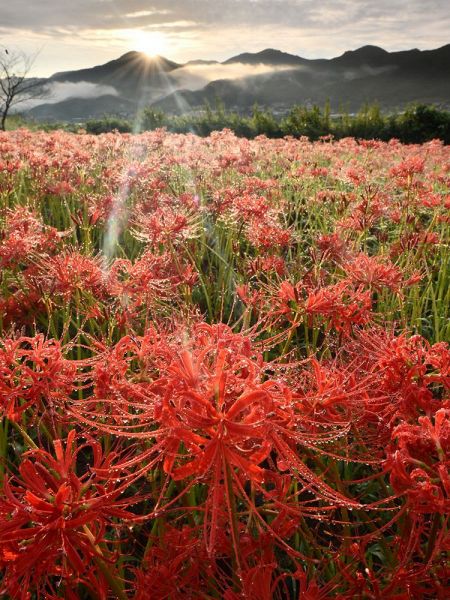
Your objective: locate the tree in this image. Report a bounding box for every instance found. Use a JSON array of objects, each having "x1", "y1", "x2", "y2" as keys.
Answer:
[
  {"x1": 0, "y1": 48, "x2": 46, "y2": 130},
  {"x1": 140, "y1": 107, "x2": 166, "y2": 130},
  {"x1": 251, "y1": 104, "x2": 280, "y2": 137}
]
